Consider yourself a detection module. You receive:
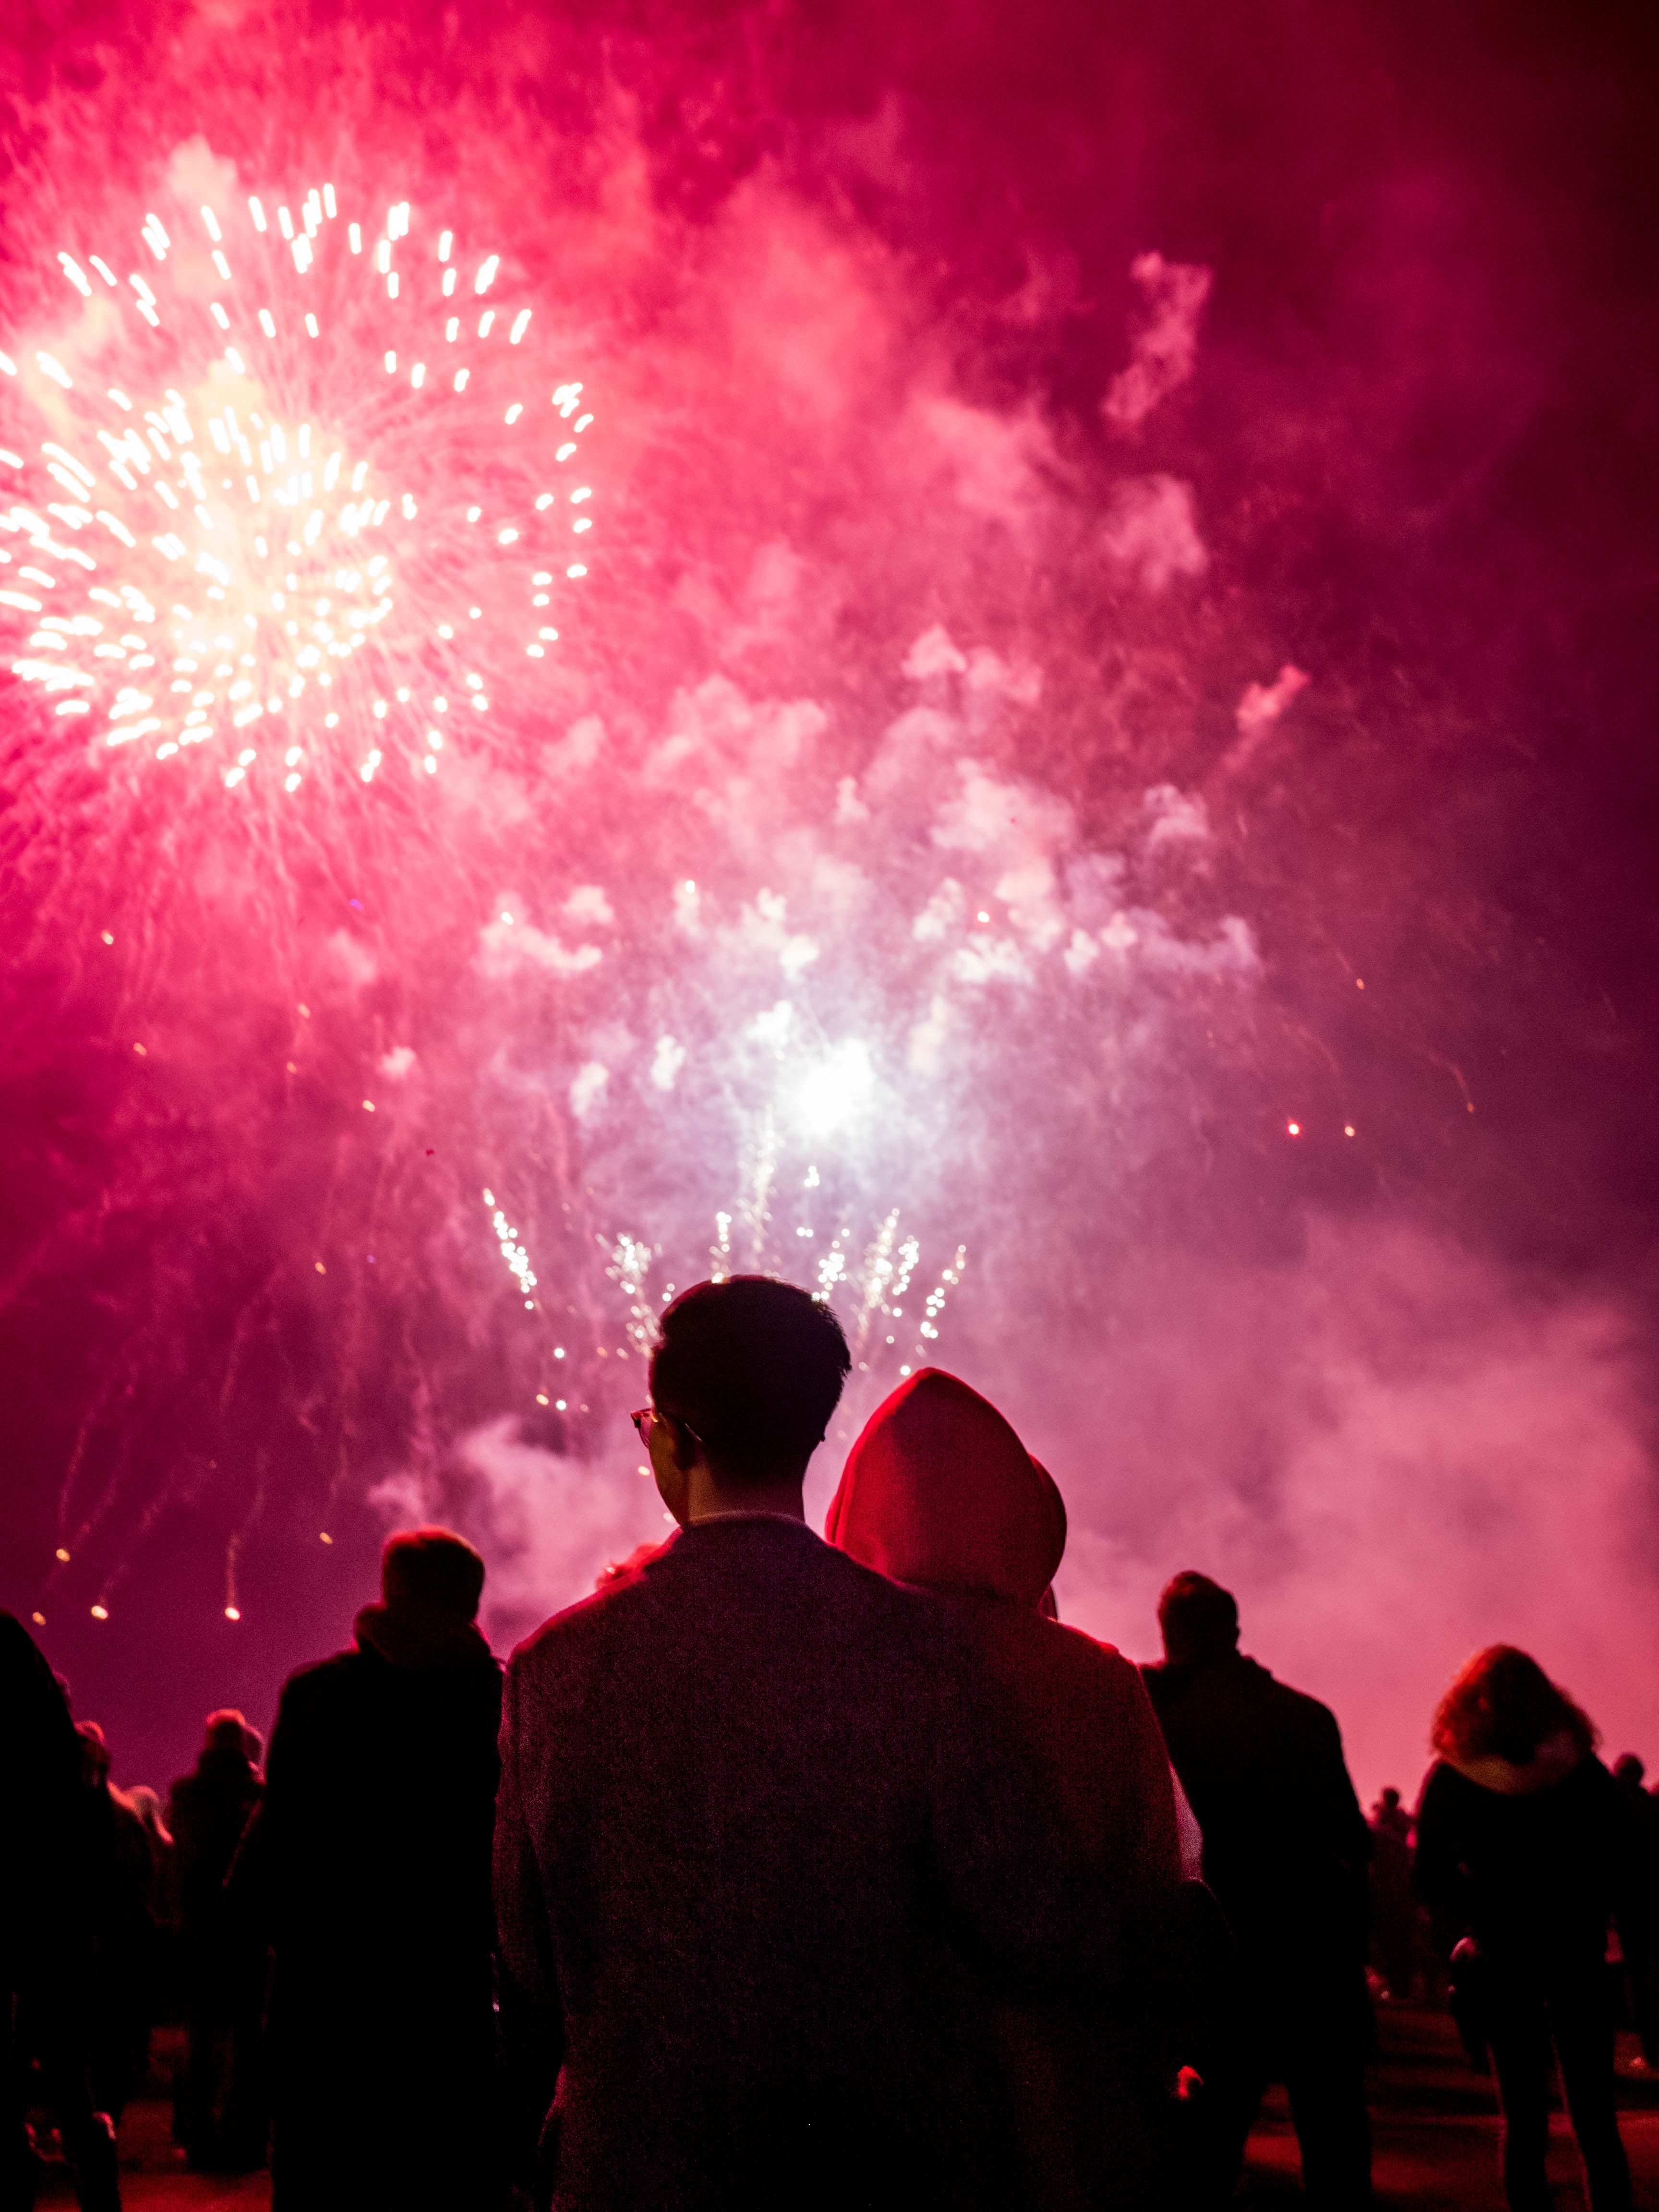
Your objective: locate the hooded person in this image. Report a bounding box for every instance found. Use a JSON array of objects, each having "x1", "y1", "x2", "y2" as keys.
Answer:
[
  {"x1": 241, "y1": 1527, "x2": 505, "y2": 2211},
  {"x1": 824, "y1": 1367, "x2": 1182, "y2": 2210}
]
